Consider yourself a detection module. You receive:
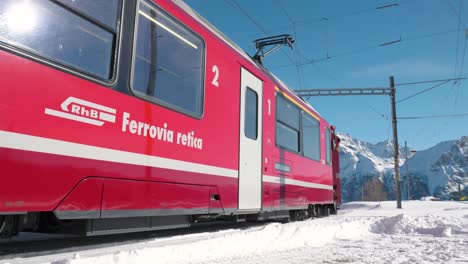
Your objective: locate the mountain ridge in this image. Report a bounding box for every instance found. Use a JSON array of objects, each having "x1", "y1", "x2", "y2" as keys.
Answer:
[{"x1": 338, "y1": 133, "x2": 468, "y2": 202}]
